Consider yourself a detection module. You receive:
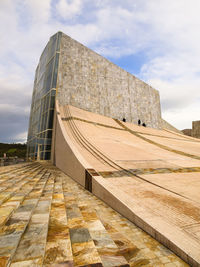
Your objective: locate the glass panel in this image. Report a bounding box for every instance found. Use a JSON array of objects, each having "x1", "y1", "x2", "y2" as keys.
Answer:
[
  {"x1": 48, "y1": 34, "x2": 57, "y2": 59},
  {"x1": 44, "y1": 57, "x2": 54, "y2": 94},
  {"x1": 38, "y1": 45, "x2": 48, "y2": 81},
  {"x1": 47, "y1": 110, "x2": 54, "y2": 129},
  {"x1": 56, "y1": 32, "x2": 62, "y2": 51},
  {"x1": 27, "y1": 33, "x2": 61, "y2": 160},
  {"x1": 38, "y1": 139, "x2": 45, "y2": 145},
  {"x1": 50, "y1": 95, "x2": 55, "y2": 109},
  {"x1": 44, "y1": 145, "x2": 51, "y2": 151},
  {"x1": 52, "y1": 53, "x2": 59, "y2": 89},
  {"x1": 47, "y1": 130, "x2": 52, "y2": 138},
  {"x1": 51, "y1": 89, "x2": 56, "y2": 96},
  {"x1": 44, "y1": 152, "x2": 51, "y2": 160},
  {"x1": 37, "y1": 74, "x2": 45, "y2": 92},
  {"x1": 46, "y1": 94, "x2": 50, "y2": 111},
  {"x1": 40, "y1": 152, "x2": 44, "y2": 160},
  {"x1": 44, "y1": 112, "x2": 48, "y2": 129},
  {"x1": 45, "y1": 139, "x2": 52, "y2": 145},
  {"x1": 40, "y1": 116, "x2": 44, "y2": 132}
]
